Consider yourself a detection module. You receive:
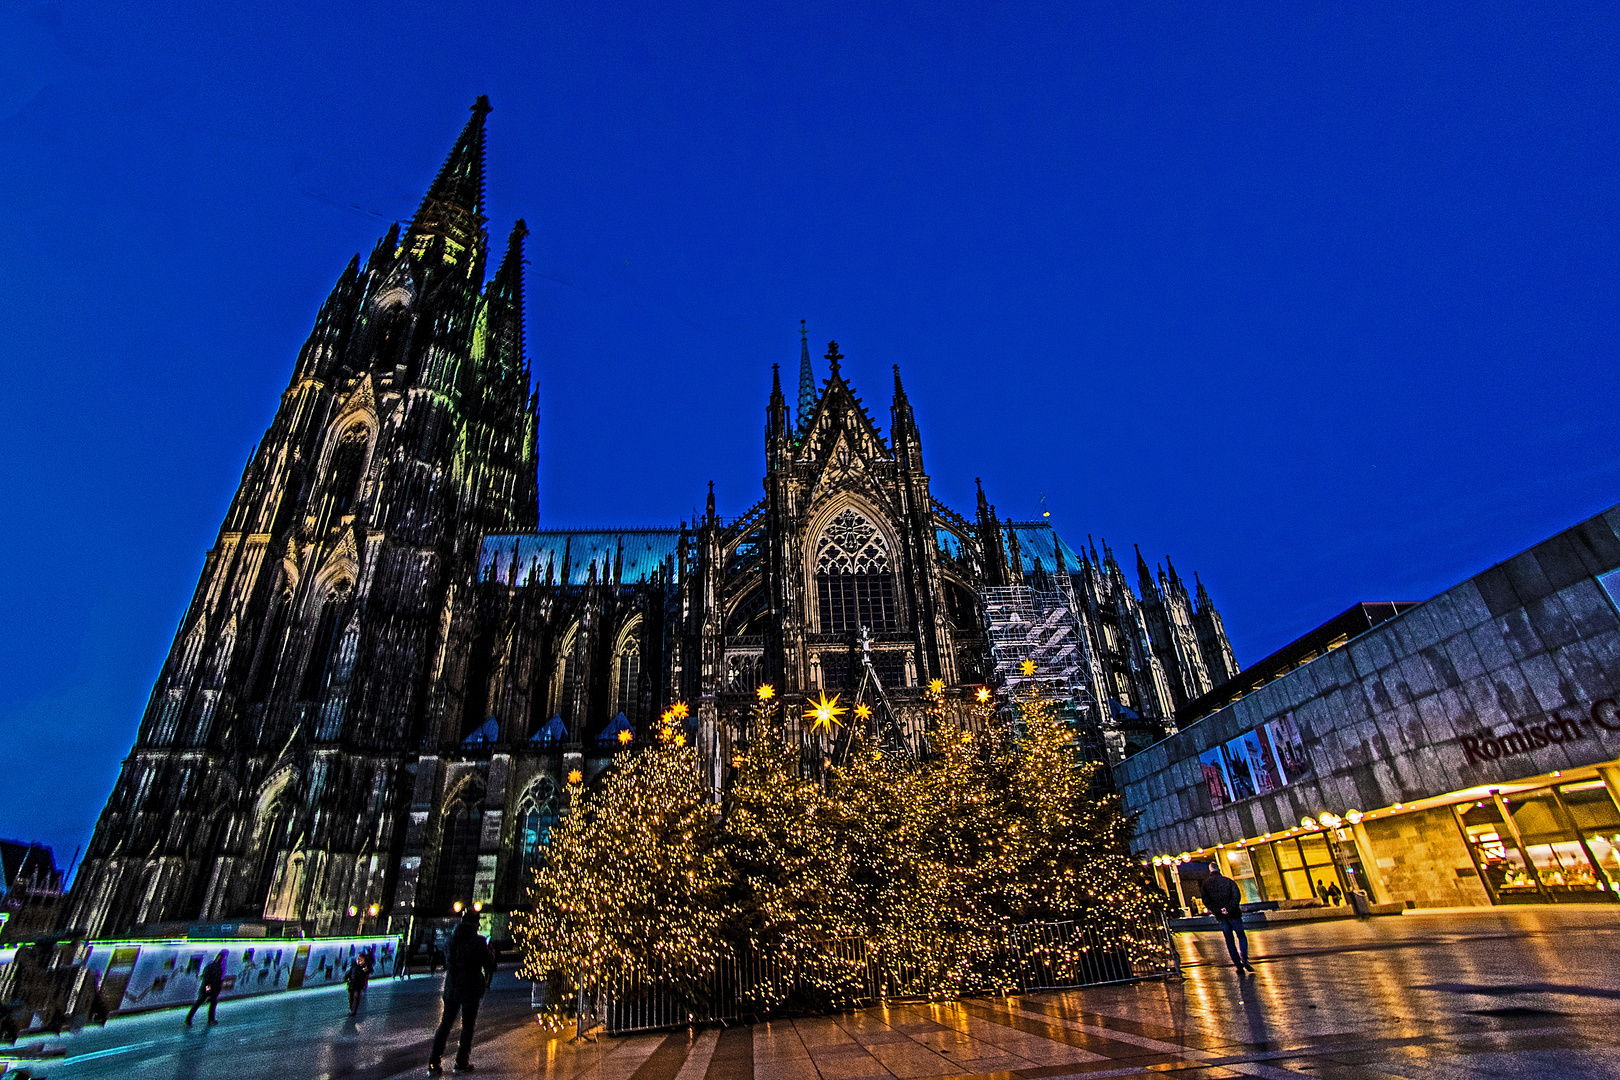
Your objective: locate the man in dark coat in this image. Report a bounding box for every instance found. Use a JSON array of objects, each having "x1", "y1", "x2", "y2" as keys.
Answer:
[
  {"x1": 428, "y1": 908, "x2": 498, "y2": 1074},
  {"x1": 185, "y1": 951, "x2": 228, "y2": 1025},
  {"x1": 1200, "y1": 864, "x2": 1254, "y2": 972},
  {"x1": 345, "y1": 951, "x2": 373, "y2": 1016}
]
